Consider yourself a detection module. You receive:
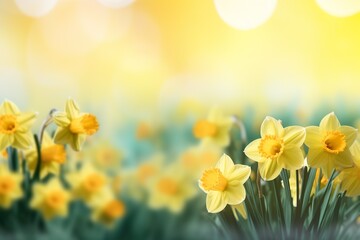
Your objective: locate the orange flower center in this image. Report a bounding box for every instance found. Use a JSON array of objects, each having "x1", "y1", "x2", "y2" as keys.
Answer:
[
  {"x1": 322, "y1": 131, "x2": 346, "y2": 154},
  {"x1": 200, "y1": 168, "x2": 228, "y2": 192},
  {"x1": 0, "y1": 115, "x2": 18, "y2": 134},
  {"x1": 45, "y1": 190, "x2": 67, "y2": 210},
  {"x1": 69, "y1": 114, "x2": 99, "y2": 135},
  {"x1": 193, "y1": 120, "x2": 217, "y2": 138},
  {"x1": 0, "y1": 176, "x2": 15, "y2": 195},
  {"x1": 41, "y1": 145, "x2": 66, "y2": 164},
  {"x1": 102, "y1": 200, "x2": 125, "y2": 220},
  {"x1": 83, "y1": 173, "x2": 105, "y2": 193},
  {"x1": 258, "y1": 135, "x2": 284, "y2": 159},
  {"x1": 157, "y1": 177, "x2": 179, "y2": 195},
  {"x1": 137, "y1": 164, "x2": 156, "y2": 184}
]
